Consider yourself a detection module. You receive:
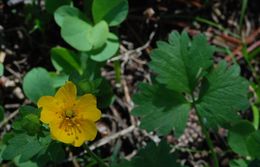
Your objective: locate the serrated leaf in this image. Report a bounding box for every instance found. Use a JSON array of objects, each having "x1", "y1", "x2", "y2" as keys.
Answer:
[
  {"x1": 149, "y1": 31, "x2": 214, "y2": 93},
  {"x1": 228, "y1": 121, "x2": 255, "y2": 156},
  {"x1": 23, "y1": 68, "x2": 55, "y2": 103},
  {"x1": 92, "y1": 0, "x2": 128, "y2": 26},
  {"x1": 61, "y1": 17, "x2": 93, "y2": 51},
  {"x1": 54, "y1": 5, "x2": 89, "y2": 27},
  {"x1": 12, "y1": 106, "x2": 41, "y2": 134},
  {"x1": 114, "y1": 141, "x2": 183, "y2": 167},
  {"x1": 51, "y1": 47, "x2": 82, "y2": 74},
  {"x1": 196, "y1": 61, "x2": 249, "y2": 128},
  {"x1": 132, "y1": 83, "x2": 190, "y2": 136},
  {"x1": 2, "y1": 134, "x2": 42, "y2": 162},
  {"x1": 90, "y1": 32, "x2": 119, "y2": 62}
]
